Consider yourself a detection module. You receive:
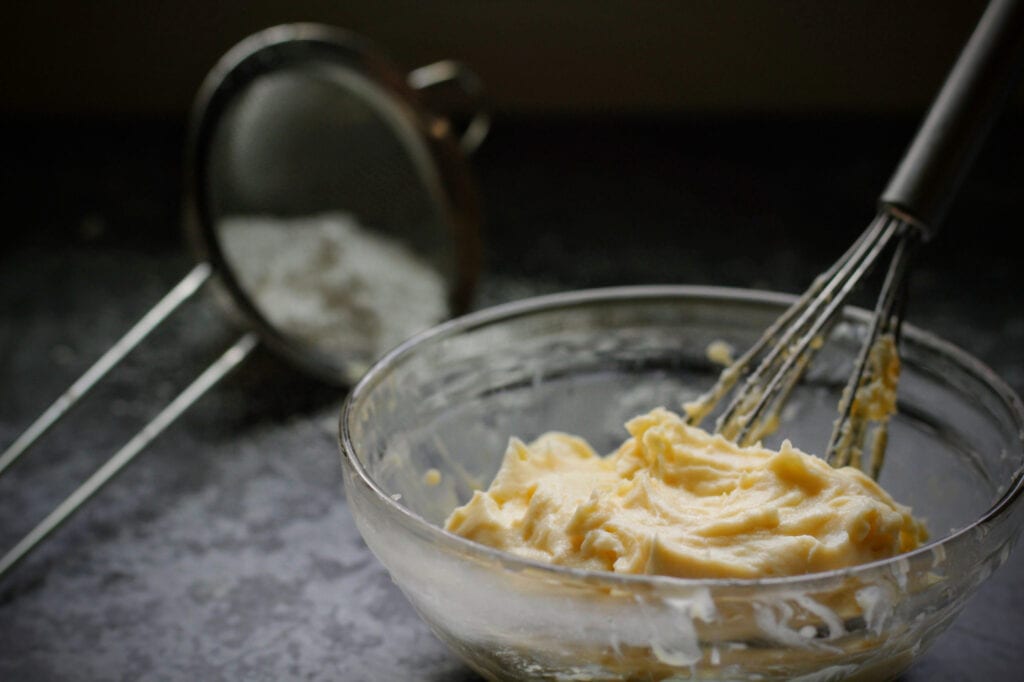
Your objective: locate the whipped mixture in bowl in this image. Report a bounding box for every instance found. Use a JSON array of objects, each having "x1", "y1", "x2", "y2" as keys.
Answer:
[
  {"x1": 339, "y1": 286, "x2": 1024, "y2": 681},
  {"x1": 446, "y1": 407, "x2": 927, "y2": 580}
]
